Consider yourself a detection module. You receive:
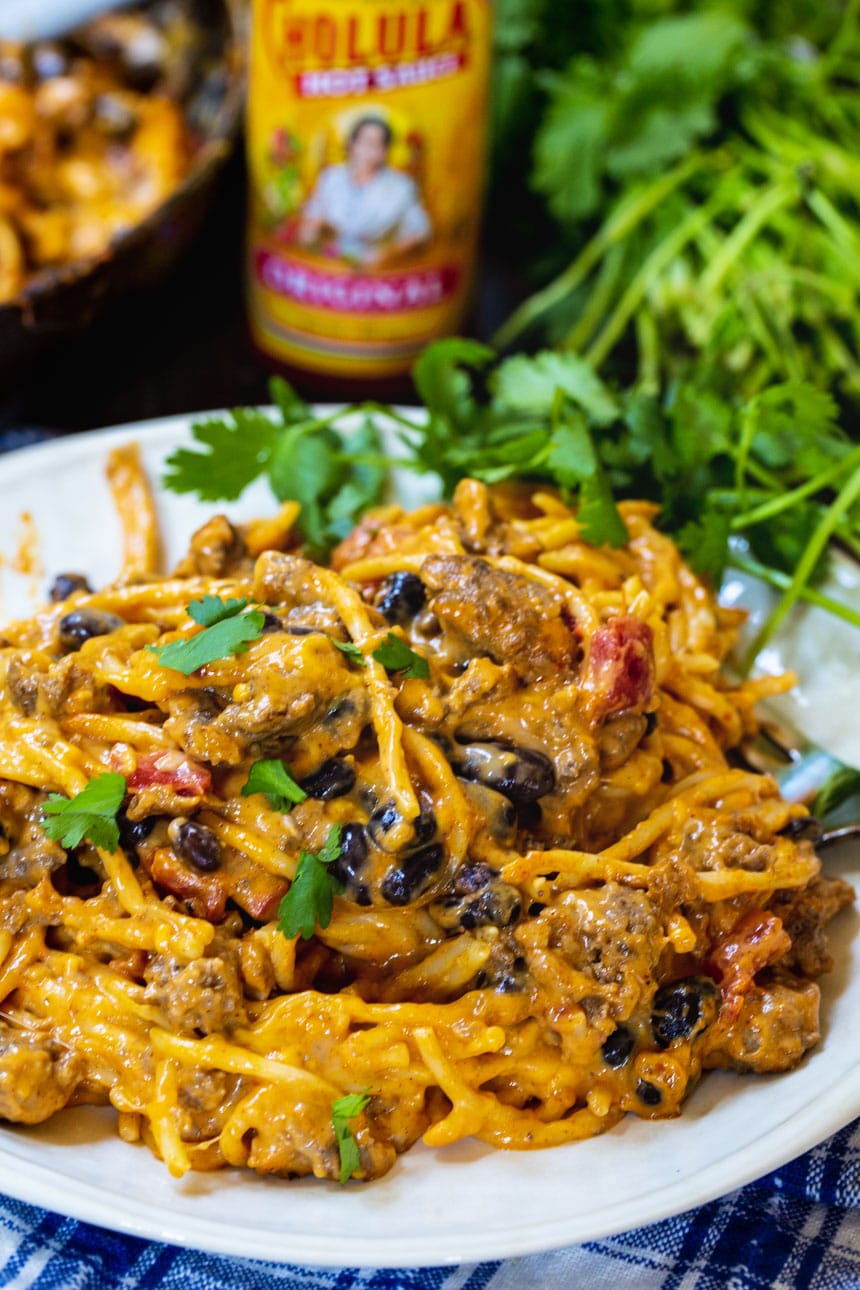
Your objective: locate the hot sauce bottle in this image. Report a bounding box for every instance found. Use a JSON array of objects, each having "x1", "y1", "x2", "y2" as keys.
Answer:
[{"x1": 245, "y1": 0, "x2": 492, "y2": 392}]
